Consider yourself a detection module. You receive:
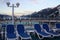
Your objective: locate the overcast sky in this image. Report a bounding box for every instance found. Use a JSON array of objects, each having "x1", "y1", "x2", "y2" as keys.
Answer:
[{"x1": 0, "y1": 0, "x2": 60, "y2": 16}]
